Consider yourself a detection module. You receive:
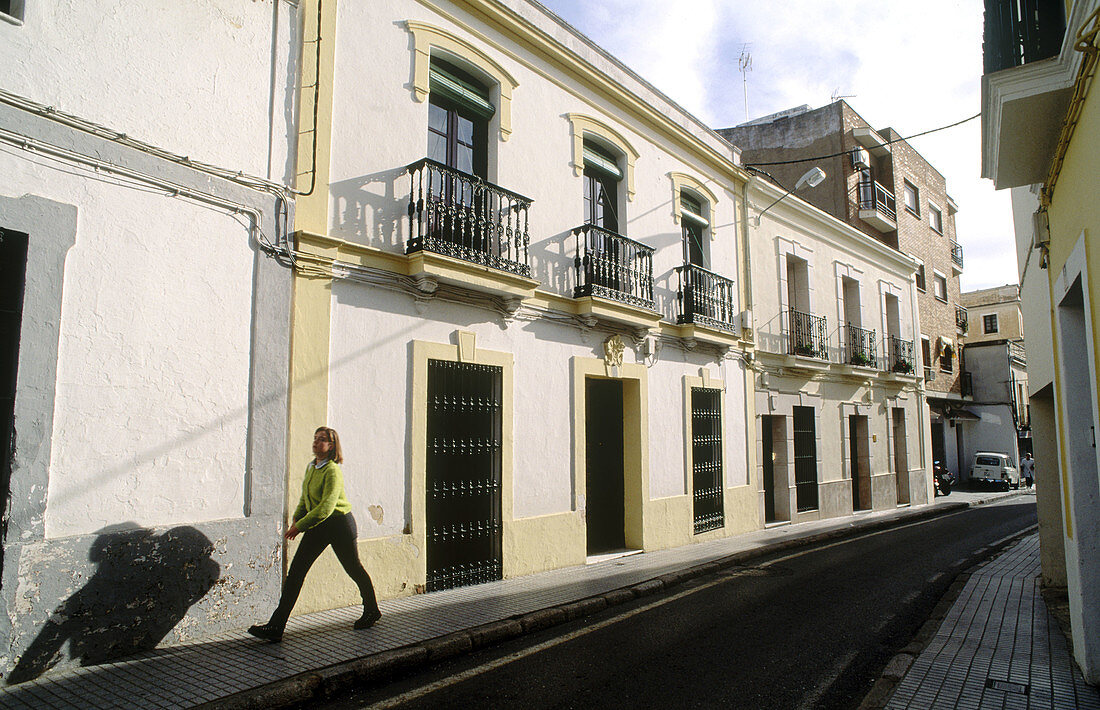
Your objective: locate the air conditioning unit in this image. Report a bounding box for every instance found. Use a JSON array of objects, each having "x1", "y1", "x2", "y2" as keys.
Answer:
[
  {"x1": 1032, "y1": 208, "x2": 1050, "y2": 250},
  {"x1": 850, "y1": 147, "x2": 870, "y2": 171}
]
